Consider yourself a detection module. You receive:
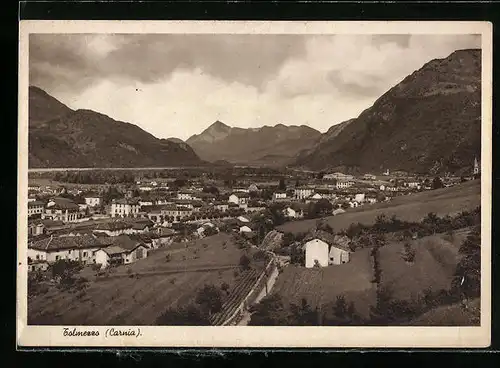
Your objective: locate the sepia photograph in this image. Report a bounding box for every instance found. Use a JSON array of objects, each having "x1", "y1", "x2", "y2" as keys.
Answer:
[{"x1": 17, "y1": 20, "x2": 492, "y2": 348}]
